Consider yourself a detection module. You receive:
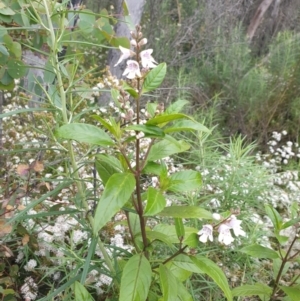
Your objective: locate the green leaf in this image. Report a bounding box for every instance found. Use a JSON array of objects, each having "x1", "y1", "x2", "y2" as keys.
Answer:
[
  {"x1": 165, "y1": 99, "x2": 189, "y2": 114},
  {"x1": 92, "y1": 115, "x2": 119, "y2": 138},
  {"x1": 74, "y1": 281, "x2": 94, "y2": 301},
  {"x1": 145, "y1": 230, "x2": 174, "y2": 247},
  {"x1": 282, "y1": 217, "x2": 300, "y2": 230},
  {"x1": 7, "y1": 60, "x2": 27, "y2": 78},
  {"x1": 159, "y1": 265, "x2": 178, "y2": 301},
  {"x1": 0, "y1": 6, "x2": 15, "y2": 15},
  {"x1": 96, "y1": 154, "x2": 123, "y2": 171},
  {"x1": 265, "y1": 204, "x2": 282, "y2": 230},
  {"x1": 154, "y1": 224, "x2": 198, "y2": 244},
  {"x1": 191, "y1": 256, "x2": 233, "y2": 301},
  {"x1": 78, "y1": 9, "x2": 95, "y2": 33},
  {"x1": 158, "y1": 206, "x2": 212, "y2": 219},
  {"x1": 183, "y1": 233, "x2": 199, "y2": 248},
  {"x1": 0, "y1": 70, "x2": 13, "y2": 85},
  {"x1": 232, "y1": 283, "x2": 272, "y2": 298},
  {"x1": 280, "y1": 286, "x2": 300, "y2": 301},
  {"x1": 95, "y1": 155, "x2": 123, "y2": 185},
  {"x1": 176, "y1": 279, "x2": 194, "y2": 301},
  {"x1": 142, "y1": 63, "x2": 166, "y2": 93},
  {"x1": 119, "y1": 254, "x2": 152, "y2": 301},
  {"x1": 8, "y1": 41, "x2": 22, "y2": 59},
  {"x1": 55, "y1": 123, "x2": 114, "y2": 146},
  {"x1": 146, "y1": 113, "x2": 188, "y2": 126},
  {"x1": 0, "y1": 44, "x2": 9, "y2": 56},
  {"x1": 110, "y1": 36, "x2": 131, "y2": 48},
  {"x1": 174, "y1": 218, "x2": 185, "y2": 239},
  {"x1": 273, "y1": 258, "x2": 290, "y2": 279},
  {"x1": 142, "y1": 161, "x2": 163, "y2": 175},
  {"x1": 147, "y1": 136, "x2": 190, "y2": 161},
  {"x1": 172, "y1": 254, "x2": 203, "y2": 274},
  {"x1": 168, "y1": 170, "x2": 202, "y2": 192},
  {"x1": 164, "y1": 120, "x2": 210, "y2": 133},
  {"x1": 166, "y1": 262, "x2": 192, "y2": 282},
  {"x1": 123, "y1": 82, "x2": 139, "y2": 98},
  {"x1": 93, "y1": 173, "x2": 135, "y2": 234},
  {"x1": 239, "y1": 244, "x2": 279, "y2": 259},
  {"x1": 125, "y1": 124, "x2": 165, "y2": 138},
  {"x1": 144, "y1": 187, "x2": 166, "y2": 216}
]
